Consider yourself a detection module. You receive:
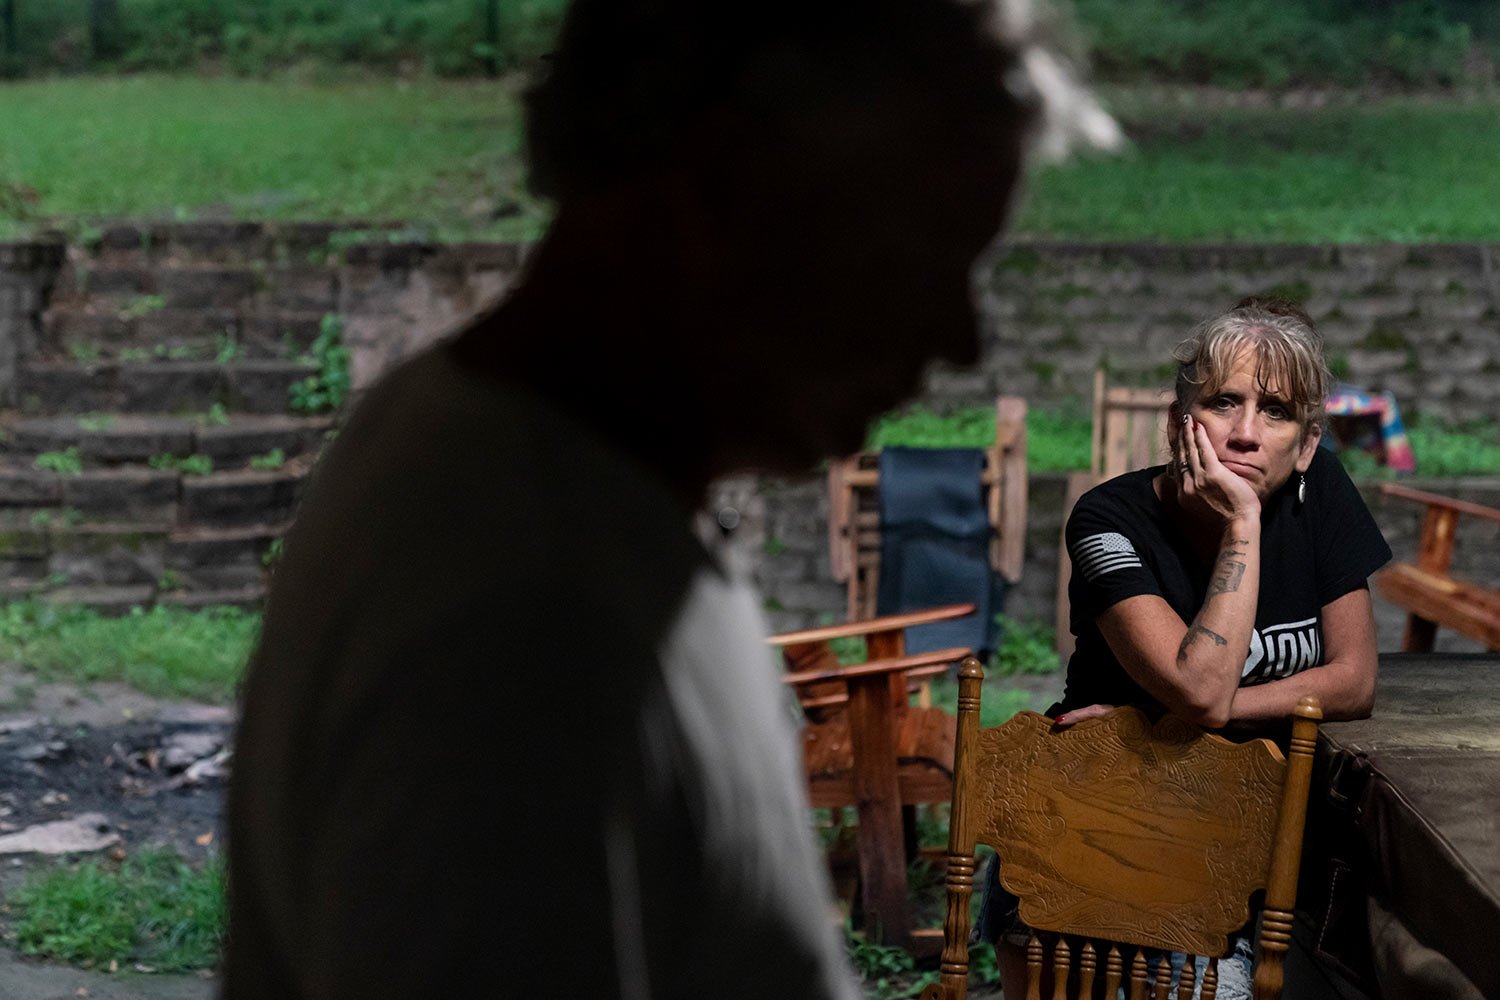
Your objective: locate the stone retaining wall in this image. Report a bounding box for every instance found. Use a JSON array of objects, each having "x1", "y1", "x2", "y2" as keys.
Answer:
[
  {"x1": 0, "y1": 240, "x2": 65, "y2": 405},
  {"x1": 4, "y1": 231, "x2": 1497, "y2": 643},
  {"x1": 965, "y1": 242, "x2": 1500, "y2": 424}
]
